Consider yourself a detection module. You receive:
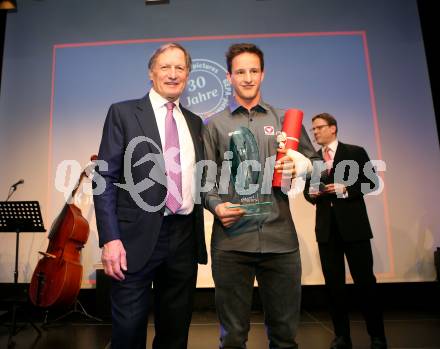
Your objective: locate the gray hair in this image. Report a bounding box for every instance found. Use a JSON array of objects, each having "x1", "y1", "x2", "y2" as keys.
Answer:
[{"x1": 148, "y1": 42, "x2": 192, "y2": 72}]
